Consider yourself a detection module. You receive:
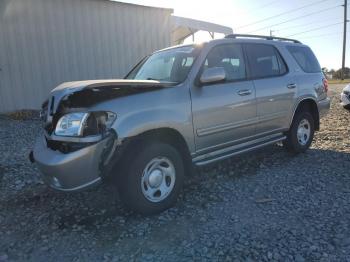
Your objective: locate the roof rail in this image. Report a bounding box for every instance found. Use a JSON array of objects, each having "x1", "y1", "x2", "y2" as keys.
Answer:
[{"x1": 224, "y1": 34, "x2": 301, "y2": 44}]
